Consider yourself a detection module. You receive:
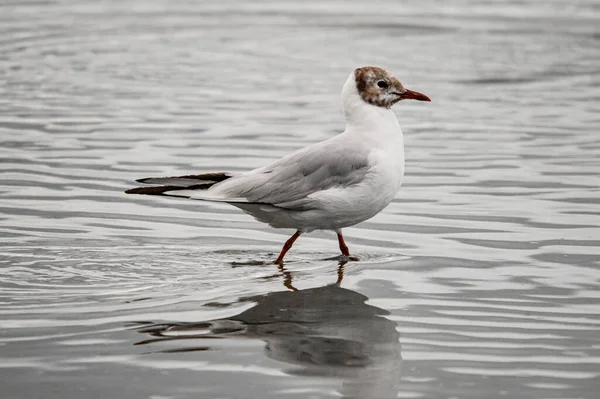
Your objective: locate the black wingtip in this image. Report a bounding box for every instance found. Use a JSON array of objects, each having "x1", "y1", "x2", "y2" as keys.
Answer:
[
  {"x1": 125, "y1": 185, "x2": 180, "y2": 195},
  {"x1": 125, "y1": 184, "x2": 213, "y2": 196},
  {"x1": 136, "y1": 178, "x2": 152, "y2": 183},
  {"x1": 125, "y1": 186, "x2": 150, "y2": 194}
]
